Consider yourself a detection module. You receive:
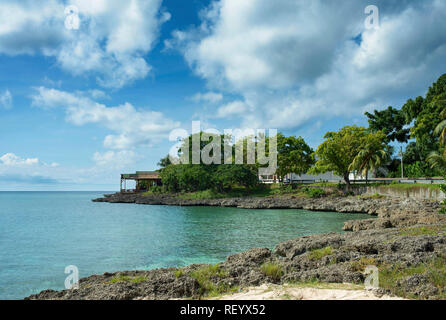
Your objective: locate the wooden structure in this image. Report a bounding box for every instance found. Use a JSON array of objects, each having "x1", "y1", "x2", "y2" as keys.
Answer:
[{"x1": 120, "y1": 171, "x2": 162, "y2": 193}]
